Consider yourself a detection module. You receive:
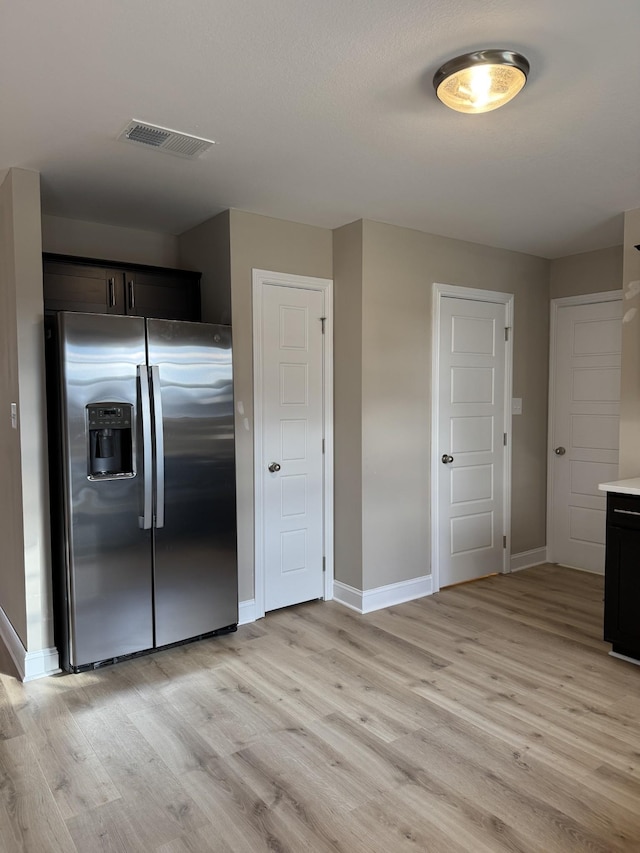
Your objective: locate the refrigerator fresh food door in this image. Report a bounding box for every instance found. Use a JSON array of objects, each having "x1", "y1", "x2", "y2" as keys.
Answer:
[
  {"x1": 147, "y1": 319, "x2": 238, "y2": 646},
  {"x1": 58, "y1": 312, "x2": 153, "y2": 667}
]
